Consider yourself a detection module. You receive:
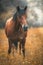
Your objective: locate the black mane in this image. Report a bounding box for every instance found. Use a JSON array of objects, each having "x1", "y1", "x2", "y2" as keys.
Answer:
[
  {"x1": 13, "y1": 12, "x2": 22, "y2": 32},
  {"x1": 13, "y1": 12, "x2": 18, "y2": 21}
]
